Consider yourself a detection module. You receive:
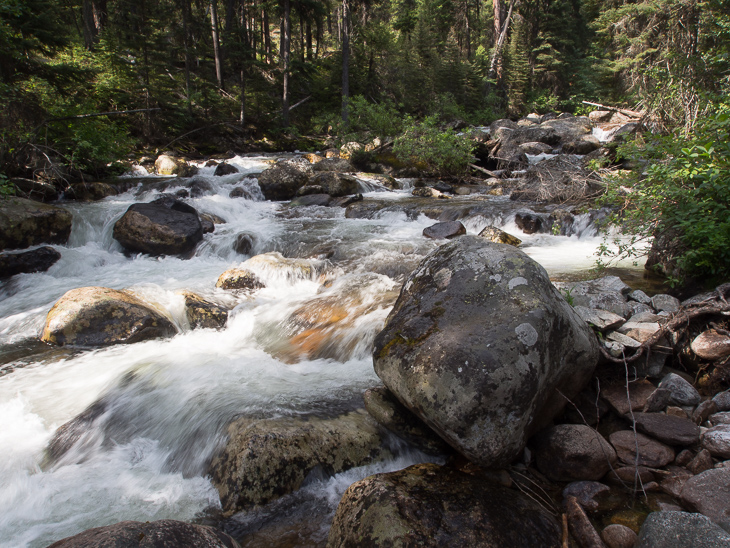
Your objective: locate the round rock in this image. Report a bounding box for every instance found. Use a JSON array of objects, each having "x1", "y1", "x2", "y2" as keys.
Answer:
[
  {"x1": 41, "y1": 287, "x2": 177, "y2": 347},
  {"x1": 609, "y1": 430, "x2": 675, "y2": 468},
  {"x1": 373, "y1": 236, "x2": 600, "y2": 467},
  {"x1": 534, "y1": 424, "x2": 617, "y2": 482},
  {"x1": 326, "y1": 462, "x2": 561, "y2": 548}
]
